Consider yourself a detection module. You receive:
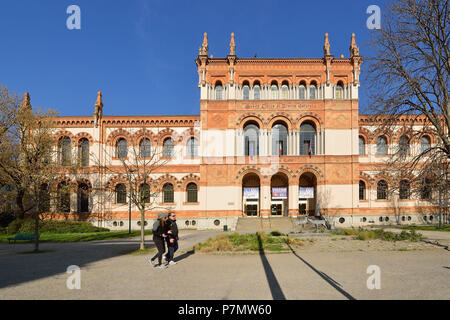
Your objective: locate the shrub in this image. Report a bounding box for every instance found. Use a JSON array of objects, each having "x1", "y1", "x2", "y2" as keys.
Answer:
[
  {"x1": 270, "y1": 231, "x2": 284, "y2": 237},
  {"x1": 0, "y1": 213, "x2": 16, "y2": 228},
  {"x1": 7, "y1": 219, "x2": 23, "y2": 234}
]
